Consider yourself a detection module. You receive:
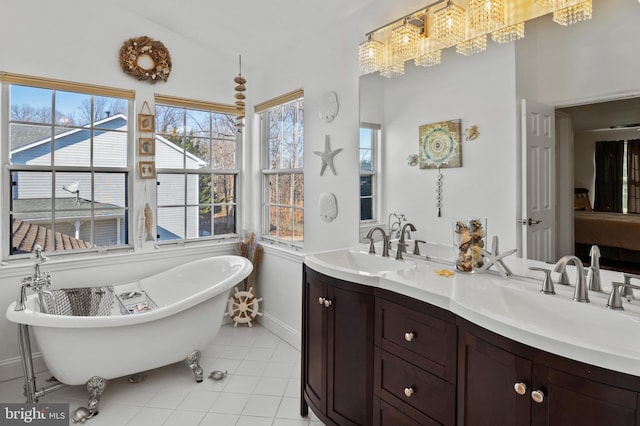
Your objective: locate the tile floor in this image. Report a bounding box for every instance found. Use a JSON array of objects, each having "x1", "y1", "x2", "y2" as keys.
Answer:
[{"x1": 0, "y1": 324, "x2": 323, "y2": 426}]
